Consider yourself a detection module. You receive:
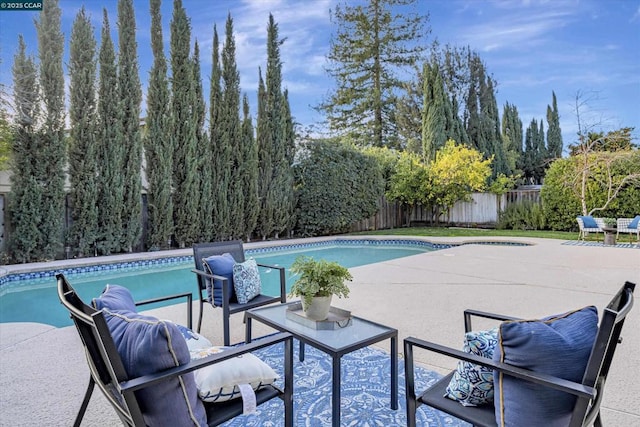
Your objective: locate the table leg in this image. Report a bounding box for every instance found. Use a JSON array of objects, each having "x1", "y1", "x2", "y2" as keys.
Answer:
[
  {"x1": 332, "y1": 354, "x2": 341, "y2": 427},
  {"x1": 391, "y1": 336, "x2": 398, "y2": 410},
  {"x1": 299, "y1": 340, "x2": 305, "y2": 362},
  {"x1": 245, "y1": 316, "x2": 252, "y2": 343}
]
